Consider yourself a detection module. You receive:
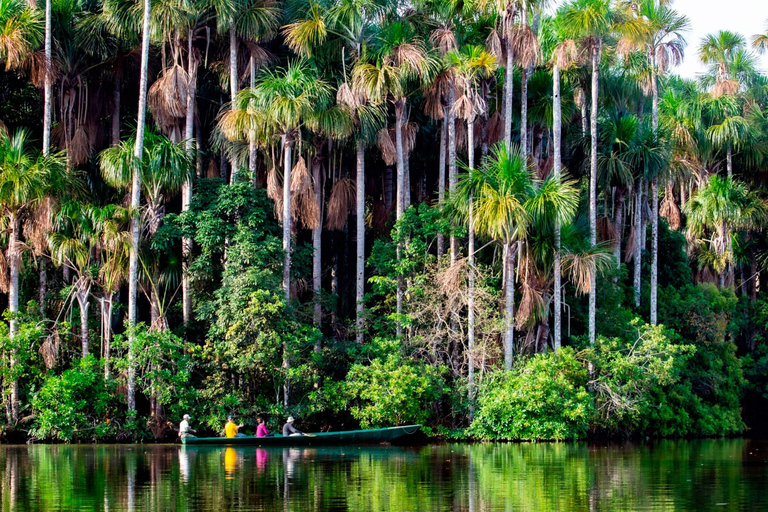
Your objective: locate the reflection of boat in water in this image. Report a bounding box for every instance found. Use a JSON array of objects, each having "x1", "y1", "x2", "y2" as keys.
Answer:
[{"x1": 181, "y1": 425, "x2": 421, "y2": 446}]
